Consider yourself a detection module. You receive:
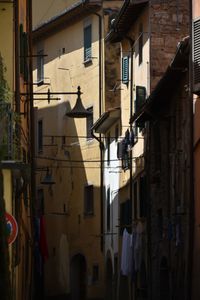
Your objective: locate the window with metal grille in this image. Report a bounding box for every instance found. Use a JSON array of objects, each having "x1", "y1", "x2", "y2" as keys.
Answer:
[
  {"x1": 84, "y1": 184, "x2": 94, "y2": 215},
  {"x1": 122, "y1": 56, "x2": 129, "y2": 84},
  {"x1": 84, "y1": 24, "x2": 92, "y2": 62},
  {"x1": 193, "y1": 18, "x2": 200, "y2": 93},
  {"x1": 86, "y1": 107, "x2": 93, "y2": 140}
]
